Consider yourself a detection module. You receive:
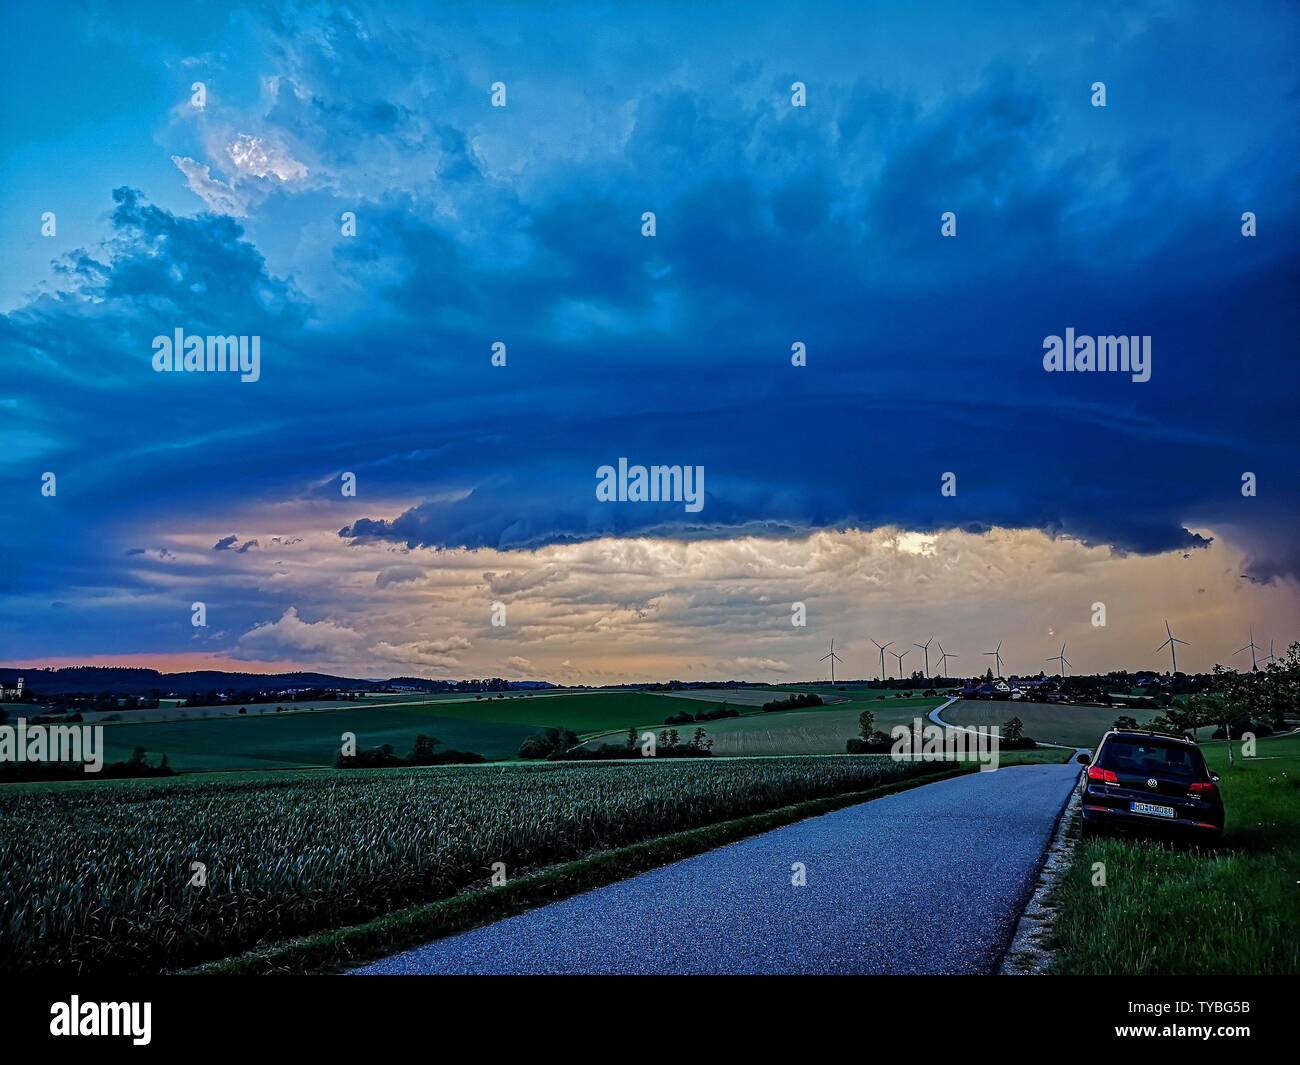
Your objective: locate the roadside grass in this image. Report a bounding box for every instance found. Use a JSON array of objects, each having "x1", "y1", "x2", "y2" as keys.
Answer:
[
  {"x1": 992, "y1": 748, "x2": 1072, "y2": 766},
  {"x1": 1047, "y1": 732, "x2": 1300, "y2": 974}
]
